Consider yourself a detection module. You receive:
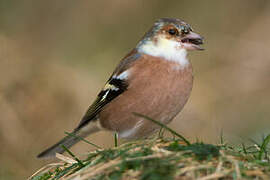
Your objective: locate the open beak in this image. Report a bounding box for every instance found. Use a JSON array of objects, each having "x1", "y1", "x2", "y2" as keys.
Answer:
[{"x1": 180, "y1": 32, "x2": 204, "y2": 51}]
